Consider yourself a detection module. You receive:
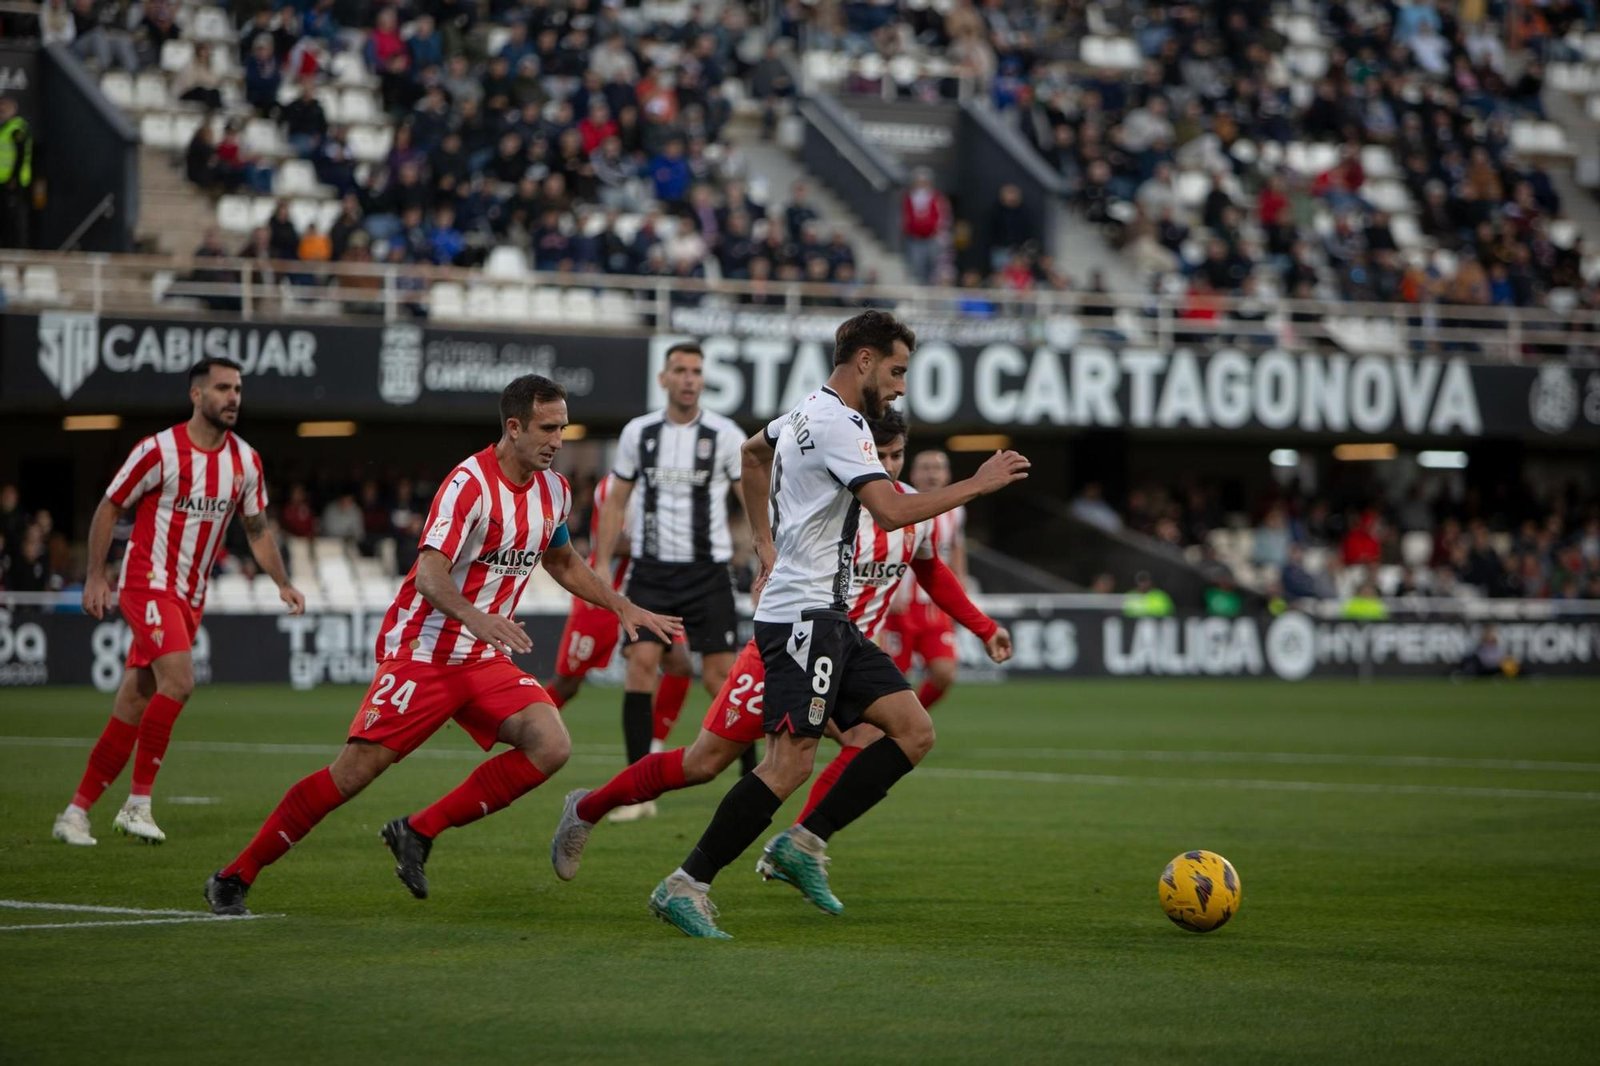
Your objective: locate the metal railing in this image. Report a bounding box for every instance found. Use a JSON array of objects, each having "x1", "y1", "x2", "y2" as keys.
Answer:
[{"x1": 2, "y1": 249, "x2": 1598, "y2": 361}]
